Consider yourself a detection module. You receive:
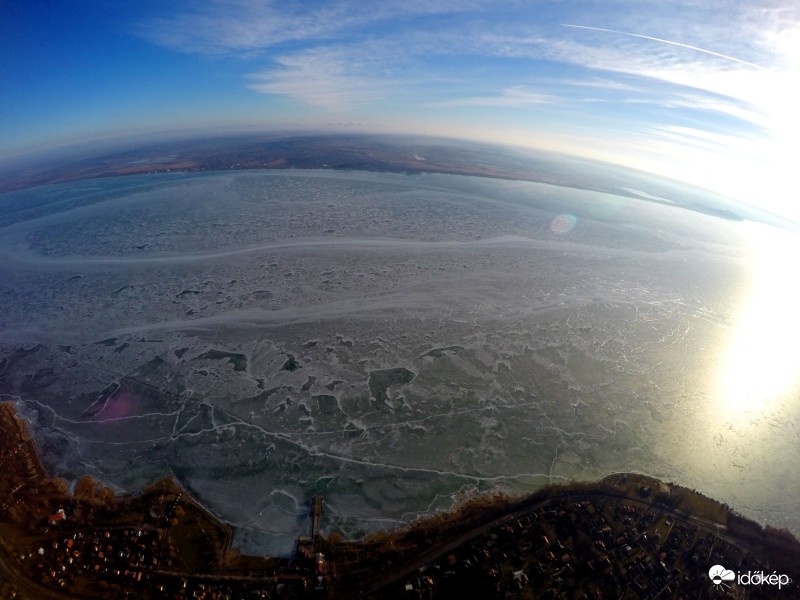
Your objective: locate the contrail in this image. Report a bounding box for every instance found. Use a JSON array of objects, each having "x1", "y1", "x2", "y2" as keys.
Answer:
[{"x1": 562, "y1": 24, "x2": 767, "y2": 71}]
